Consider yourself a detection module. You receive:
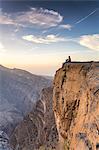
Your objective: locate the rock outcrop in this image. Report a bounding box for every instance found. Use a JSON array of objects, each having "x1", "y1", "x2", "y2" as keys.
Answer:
[
  {"x1": 10, "y1": 87, "x2": 59, "y2": 150},
  {"x1": 53, "y1": 62, "x2": 99, "y2": 150}
]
